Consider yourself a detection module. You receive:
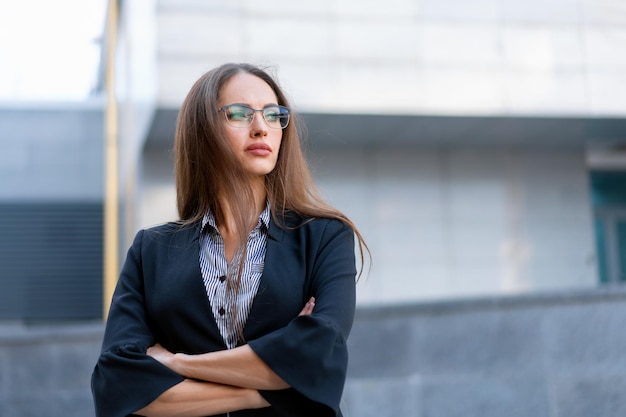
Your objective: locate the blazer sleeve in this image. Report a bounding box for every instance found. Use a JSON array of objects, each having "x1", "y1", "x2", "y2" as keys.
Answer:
[
  {"x1": 248, "y1": 219, "x2": 357, "y2": 417},
  {"x1": 91, "y1": 230, "x2": 185, "y2": 417}
]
